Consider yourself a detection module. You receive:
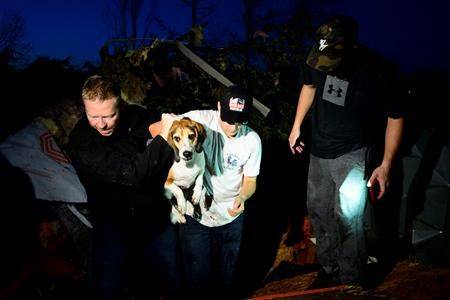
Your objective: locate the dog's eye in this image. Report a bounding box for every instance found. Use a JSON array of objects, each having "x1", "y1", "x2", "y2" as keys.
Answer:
[
  {"x1": 188, "y1": 134, "x2": 195, "y2": 140},
  {"x1": 174, "y1": 136, "x2": 181, "y2": 142}
]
